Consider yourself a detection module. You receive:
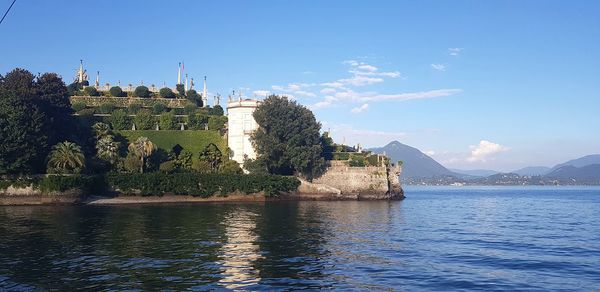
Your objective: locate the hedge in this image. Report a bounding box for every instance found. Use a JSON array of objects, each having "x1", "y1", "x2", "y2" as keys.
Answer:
[
  {"x1": 70, "y1": 96, "x2": 188, "y2": 108},
  {"x1": 106, "y1": 173, "x2": 300, "y2": 197},
  {"x1": 0, "y1": 175, "x2": 105, "y2": 194}
]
